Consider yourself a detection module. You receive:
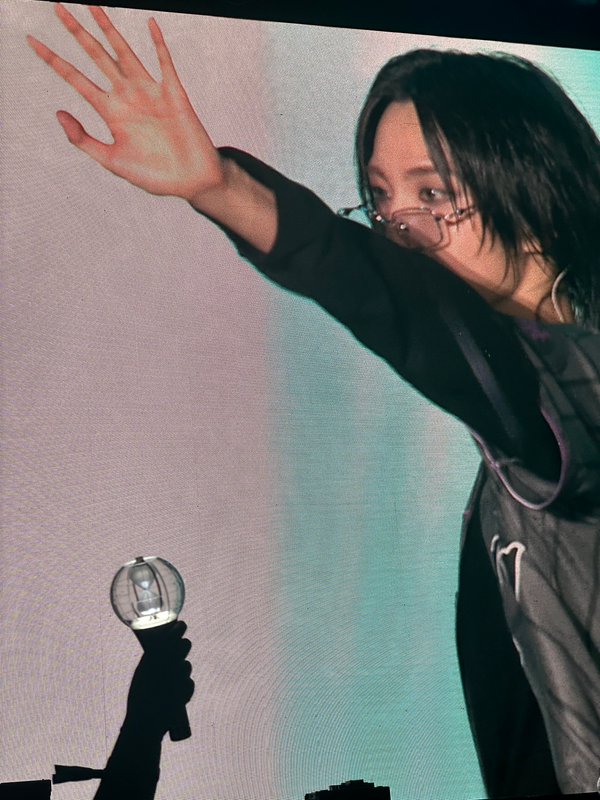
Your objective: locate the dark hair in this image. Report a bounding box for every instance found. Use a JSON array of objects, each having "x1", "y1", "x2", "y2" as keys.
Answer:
[{"x1": 355, "y1": 49, "x2": 600, "y2": 328}]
